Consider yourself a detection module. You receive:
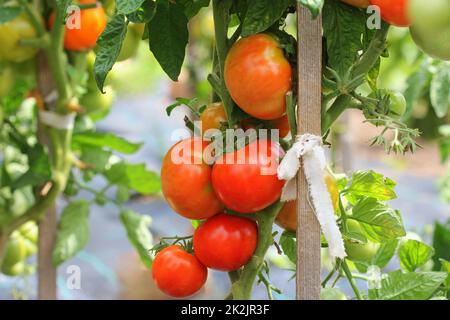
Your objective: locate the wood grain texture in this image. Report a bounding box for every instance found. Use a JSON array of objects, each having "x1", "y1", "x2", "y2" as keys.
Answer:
[
  {"x1": 37, "y1": 52, "x2": 58, "y2": 300},
  {"x1": 296, "y1": 5, "x2": 322, "y2": 300}
]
